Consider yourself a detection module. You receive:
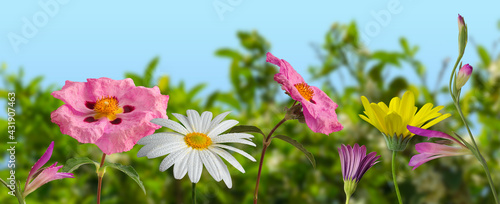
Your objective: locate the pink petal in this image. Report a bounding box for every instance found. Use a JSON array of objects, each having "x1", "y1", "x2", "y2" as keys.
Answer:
[
  {"x1": 51, "y1": 80, "x2": 95, "y2": 112},
  {"x1": 267, "y1": 52, "x2": 305, "y2": 85},
  {"x1": 415, "y1": 142, "x2": 468, "y2": 155},
  {"x1": 407, "y1": 125, "x2": 464, "y2": 147},
  {"x1": 51, "y1": 105, "x2": 107, "y2": 143},
  {"x1": 409, "y1": 142, "x2": 469, "y2": 170},
  {"x1": 408, "y1": 153, "x2": 448, "y2": 170},
  {"x1": 85, "y1": 78, "x2": 136, "y2": 99},
  {"x1": 23, "y1": 164, "x2": 74, "y2": 197},
  {"x1": 26, "y1": 142, "x2": 54, "y2": 185},
  {"x1": 95, "y1": 111, "x2": 163, "y2": 154},
  {"x1": 302, "y1": 86, "x2": 343, "y2": 134}
]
